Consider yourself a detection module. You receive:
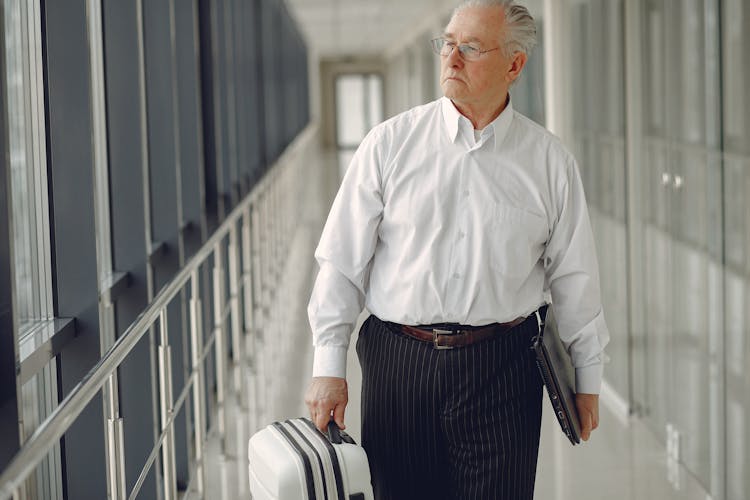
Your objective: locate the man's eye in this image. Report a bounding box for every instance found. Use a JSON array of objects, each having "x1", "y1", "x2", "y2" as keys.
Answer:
[{"x1": 460, "y1": 45, "x2": 480, "y2": 54}]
